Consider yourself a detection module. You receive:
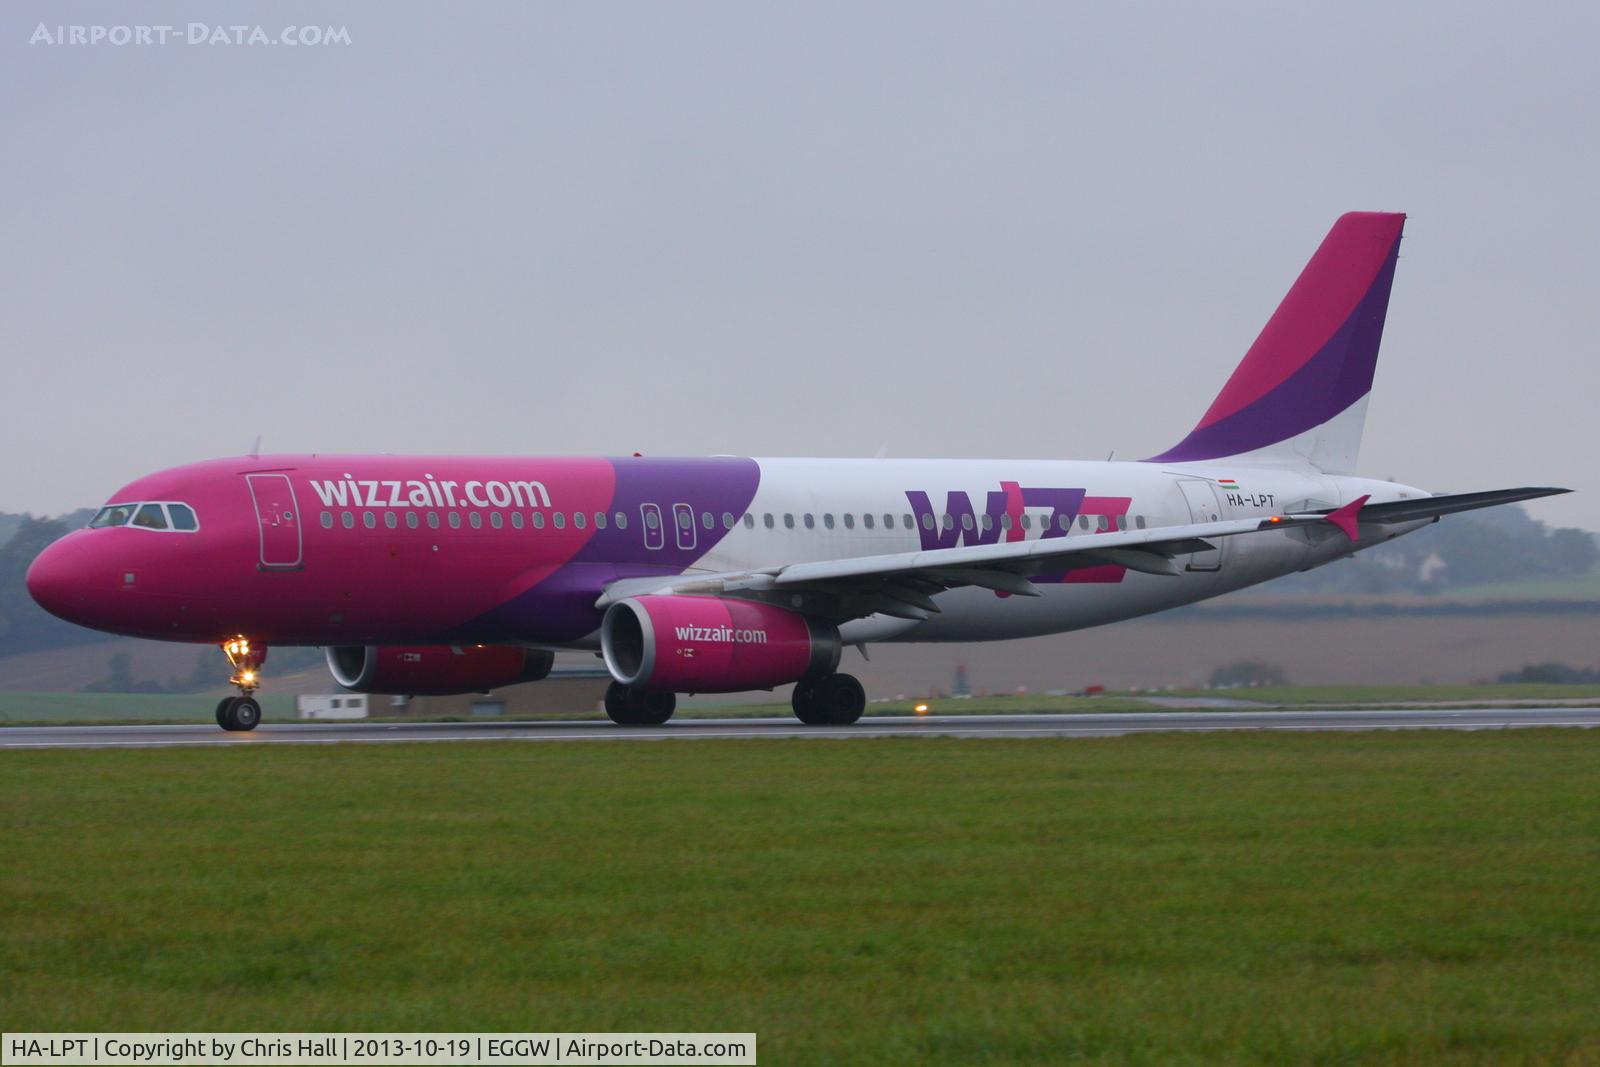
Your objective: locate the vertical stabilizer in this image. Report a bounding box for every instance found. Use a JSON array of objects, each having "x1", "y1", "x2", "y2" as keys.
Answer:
[{"x1": 1148, "y1": 212, "x2": 1405, "y2": 473}]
